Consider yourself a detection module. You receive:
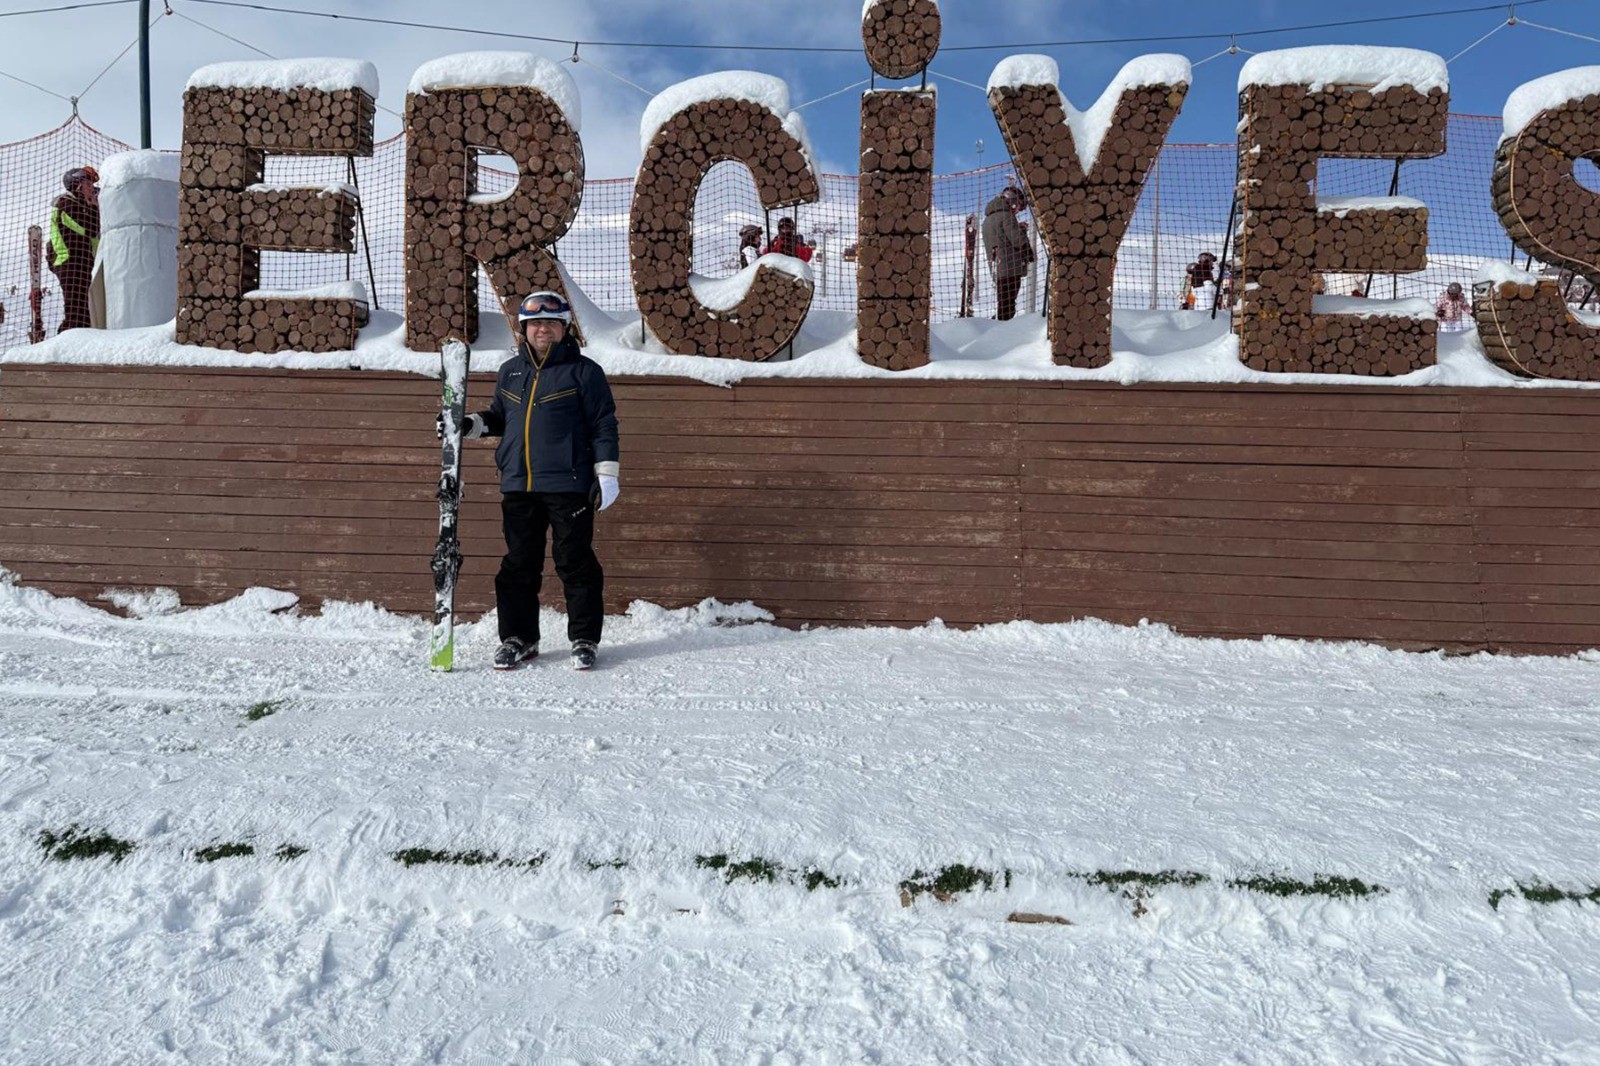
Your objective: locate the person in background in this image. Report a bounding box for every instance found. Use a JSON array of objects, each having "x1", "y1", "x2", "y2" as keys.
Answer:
[
  {"x1": 1348, "y1": 283, "x2": 1367, "y2": 299},
  {"x1": 982, "y1": 185, "x2": 1034, "y2": 321},
  {"x1": 1435, "y1": 281, "x2": 1472, "y2": 332},
  {"x1": 49, "y1": 166, "x2": 99, "y2": 333},
  {"x1": 1183, "y1": 252, "x2": 1217, "y2": 309},
  {"x1": 764, "y1": 217, "x2": 812, "y2": 262},
  {"x1": 737, "y1": 224, "x2": 763, "y2": 269}
]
